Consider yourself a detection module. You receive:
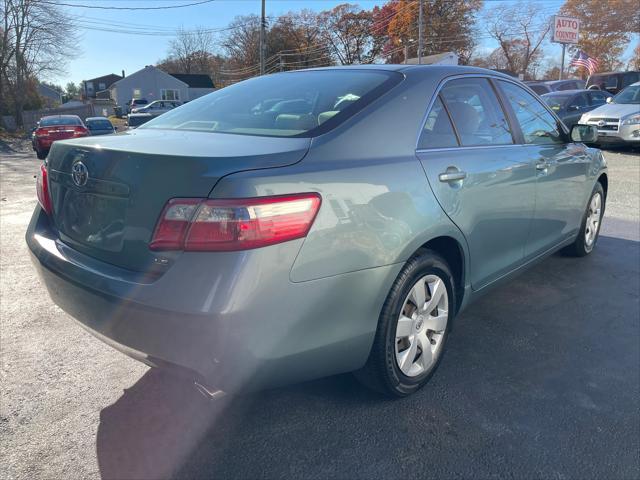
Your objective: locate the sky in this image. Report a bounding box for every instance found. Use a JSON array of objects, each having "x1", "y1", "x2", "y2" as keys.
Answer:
[{"x1": 54, "y1": 0, "x2": 636, "y2": 86}]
